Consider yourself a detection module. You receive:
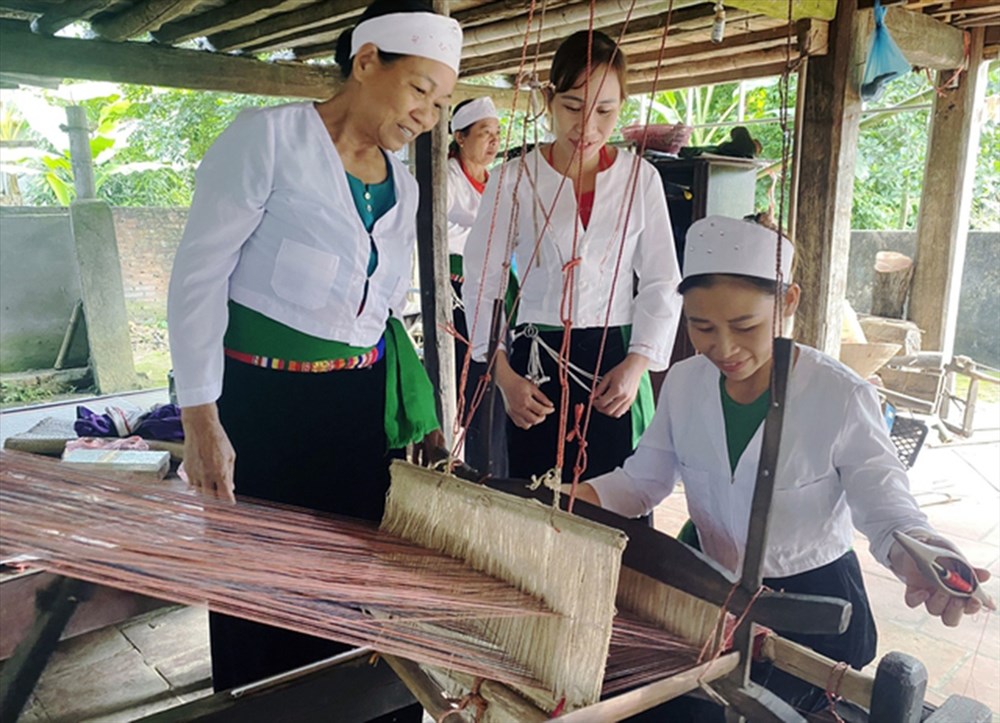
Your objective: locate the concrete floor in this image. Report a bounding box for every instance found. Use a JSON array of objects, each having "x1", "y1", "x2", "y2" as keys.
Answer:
[{"x1": 1, "y1": 395, "x2": 997, "y2": 721}]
